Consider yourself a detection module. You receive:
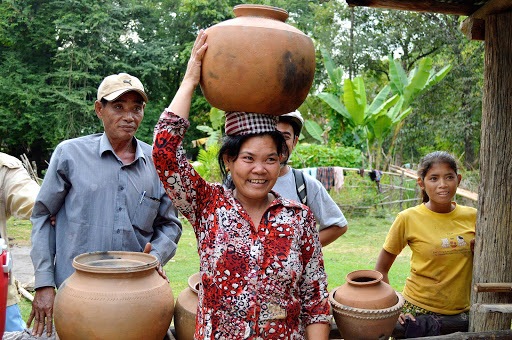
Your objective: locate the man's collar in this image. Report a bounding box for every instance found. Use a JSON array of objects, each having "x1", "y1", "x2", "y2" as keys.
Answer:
[{"x1": 99, "y1": 133, "x2": 146, "y2": 164}]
